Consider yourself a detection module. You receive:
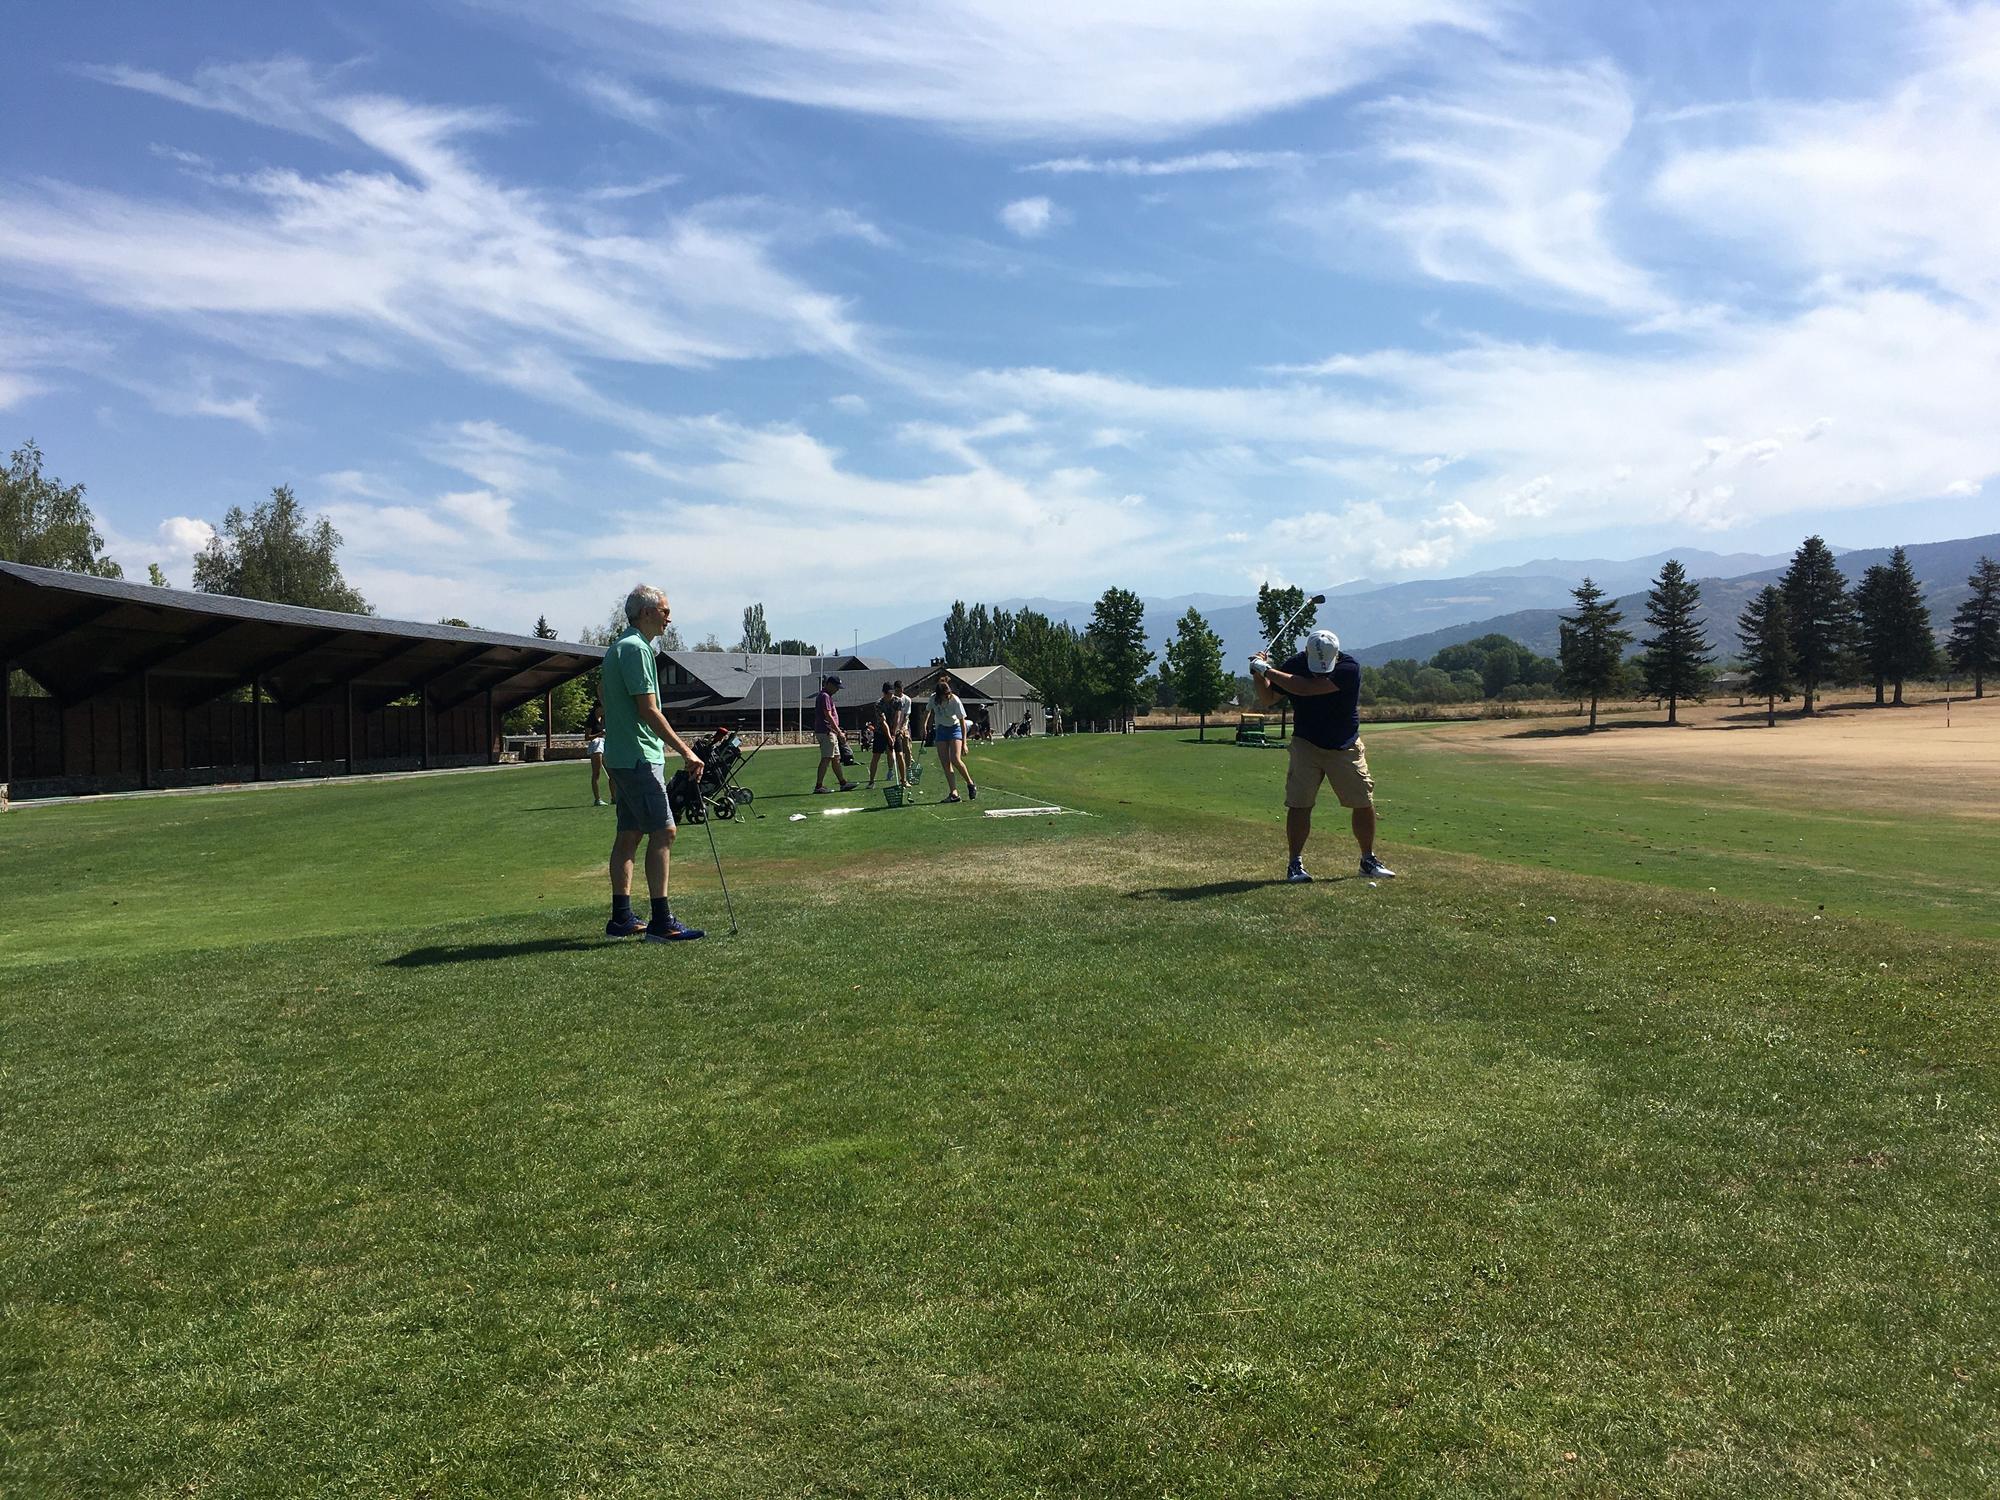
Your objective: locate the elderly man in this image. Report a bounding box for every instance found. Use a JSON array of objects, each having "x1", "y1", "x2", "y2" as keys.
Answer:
[
  {"x1": 1251, "y1": 627, "x2": 1396, "y2": 885},
  {"x1": 601, "y1": 584, "x2": 706, "y2": 942},
  {"x1": 813, "y1": 673, "x2": 858, "y2": 794}
]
